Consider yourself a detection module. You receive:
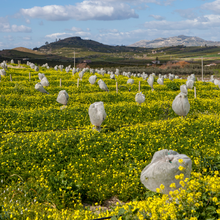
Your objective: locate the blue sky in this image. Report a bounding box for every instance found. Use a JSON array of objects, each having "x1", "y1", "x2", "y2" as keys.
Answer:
[{"x1": 1, "y1": 0, "x2": 220, "y2": 50}]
